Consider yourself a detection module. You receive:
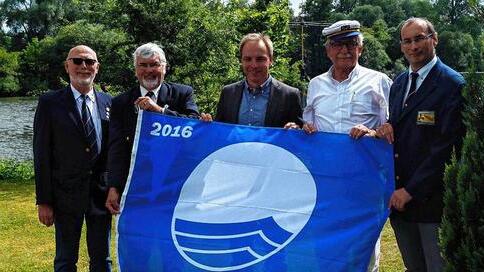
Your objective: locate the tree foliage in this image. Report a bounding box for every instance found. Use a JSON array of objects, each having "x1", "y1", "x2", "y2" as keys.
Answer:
[
  {"x1": 18, "y1": 22, "x2": 131, "y2": 95},
  {"x1": 0, "y1": 47, "x2": 20, "y2": 95},
  {"x1": 437, "y1": 31, "x2": 475, "y2": 72},
  {"x1": 0, "y1": 0, "x2": 78, "y2": 50},
  {"x1": 349, "y1": 5, "x2": 384, "y2": 27},
  {"x1": 0, "y1": 0, "x2": 482, "y2": 103},
  {"x1": 441, "y1": 71, "x2": 484, "y2": 271}
]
